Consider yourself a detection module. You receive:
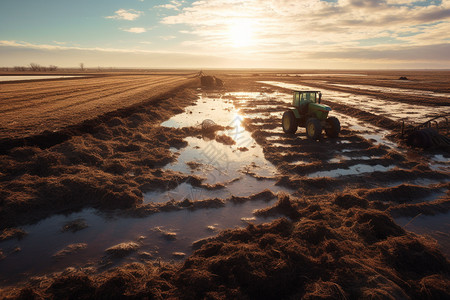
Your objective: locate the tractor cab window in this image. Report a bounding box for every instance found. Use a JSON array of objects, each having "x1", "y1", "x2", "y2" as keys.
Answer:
[{"x1": 301, "y1": 92, "x2": 316, "y2": 103}]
